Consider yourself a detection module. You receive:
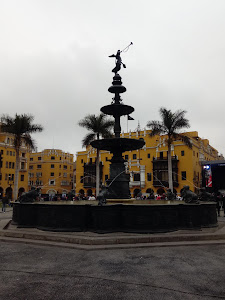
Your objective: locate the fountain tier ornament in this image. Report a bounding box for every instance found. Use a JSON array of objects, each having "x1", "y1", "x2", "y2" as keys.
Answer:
[{"x1": 91, "y1": 44, "x2": 145, "y2": 199}]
